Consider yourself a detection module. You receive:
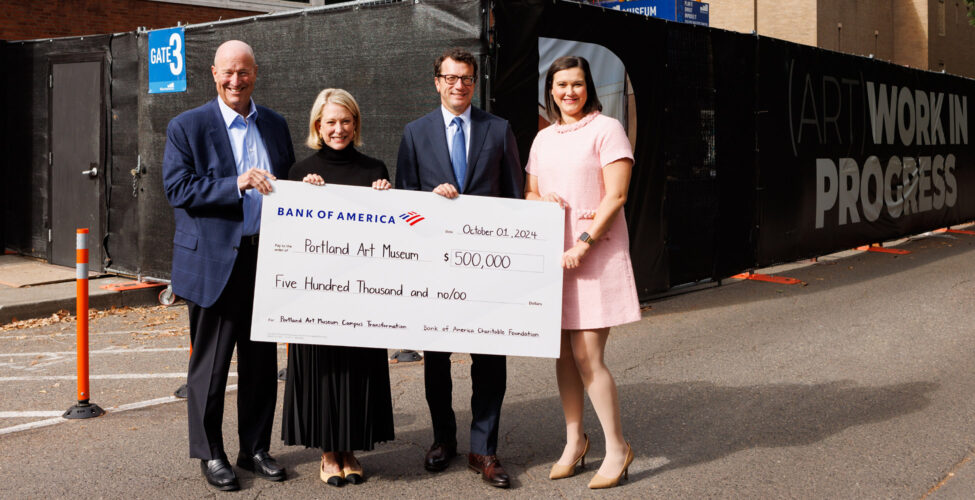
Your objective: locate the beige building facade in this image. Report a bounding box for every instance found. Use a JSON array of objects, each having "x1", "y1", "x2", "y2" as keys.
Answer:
[{"x1": 708, "y1": 0, "x2": 975, "y2": 78}]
